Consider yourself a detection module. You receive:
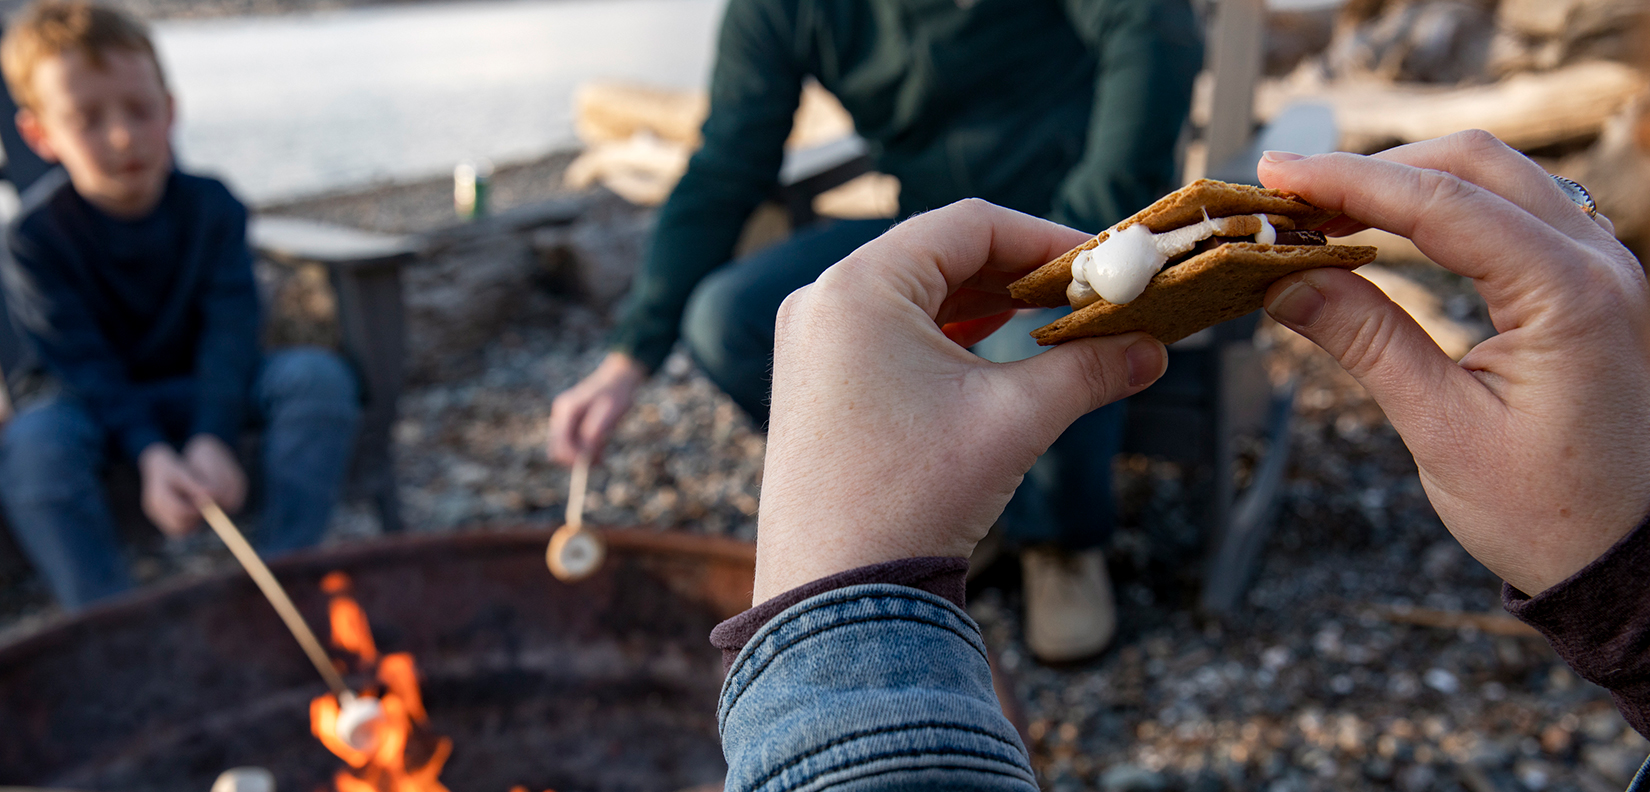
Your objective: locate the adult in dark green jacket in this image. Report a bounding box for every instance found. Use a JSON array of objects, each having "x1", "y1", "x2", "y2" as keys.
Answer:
[{"x1": 549, "y1": 0, "x2": 1202, "y2": 661}]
